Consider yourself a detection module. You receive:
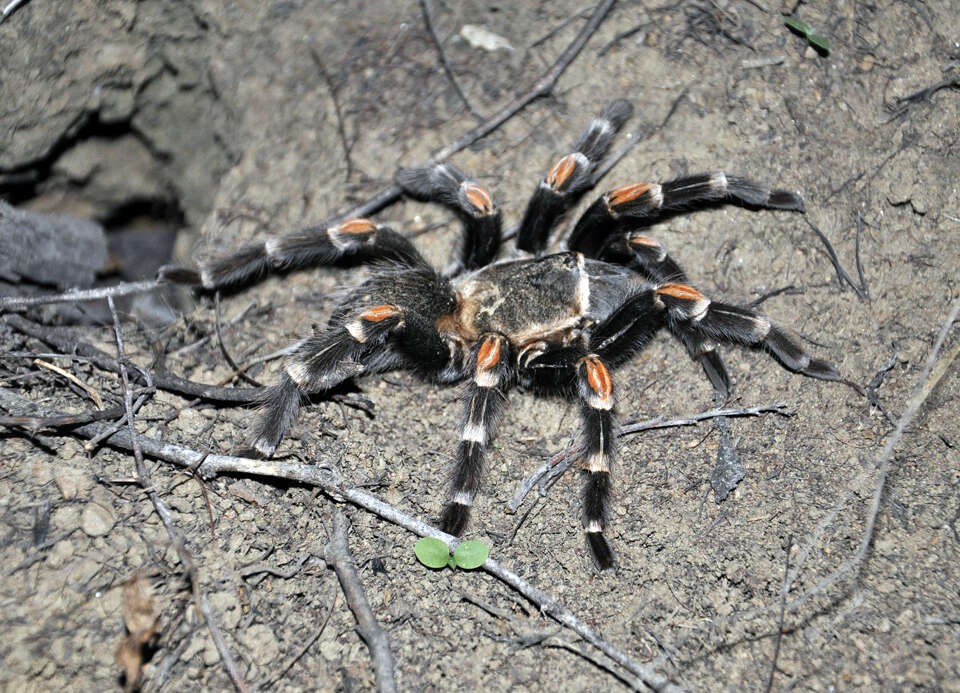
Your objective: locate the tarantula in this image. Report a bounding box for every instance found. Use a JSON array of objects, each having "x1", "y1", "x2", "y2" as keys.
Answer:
[{"x1": 160, "y1": 100, "x2": 843, "y2": 571}]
